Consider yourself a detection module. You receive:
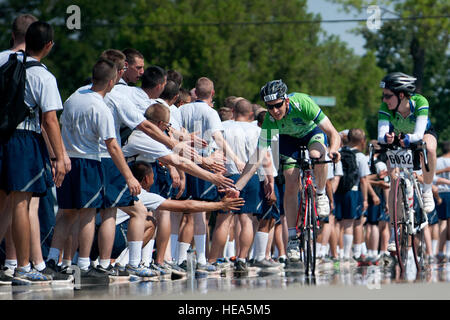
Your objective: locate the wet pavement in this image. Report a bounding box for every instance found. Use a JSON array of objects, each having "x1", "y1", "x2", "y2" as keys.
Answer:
[{"x1": 1, "y1": 260, "x2": 450, "y2": 300}]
